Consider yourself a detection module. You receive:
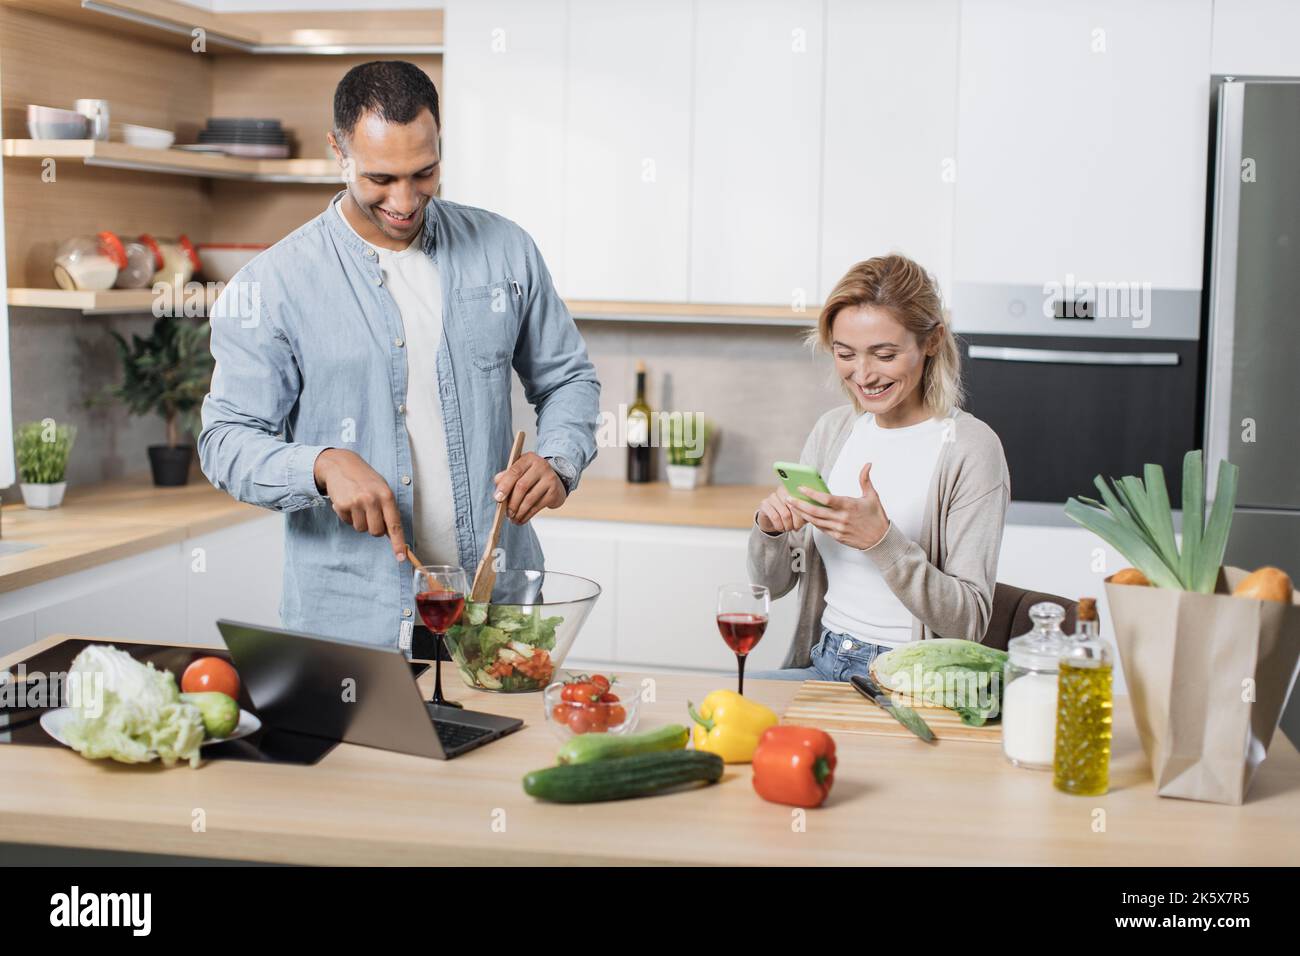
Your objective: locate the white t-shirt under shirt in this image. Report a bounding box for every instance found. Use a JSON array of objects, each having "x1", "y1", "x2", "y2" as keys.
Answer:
[
  {"x1": 334, "y1": 199, "x2": 458, "y2": 565},
  {"x1": 815, "y1": 413, "x2": 947, "y2": 648}
]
